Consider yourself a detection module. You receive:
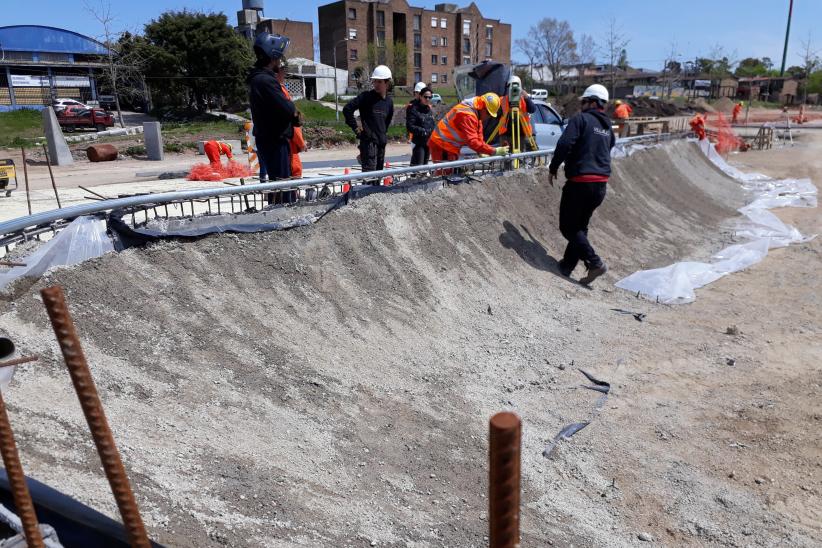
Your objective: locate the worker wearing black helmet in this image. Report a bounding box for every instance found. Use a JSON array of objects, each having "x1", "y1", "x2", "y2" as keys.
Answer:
[{"x1": 247, "y1": 32, "x2": 299, "y2": 199}]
